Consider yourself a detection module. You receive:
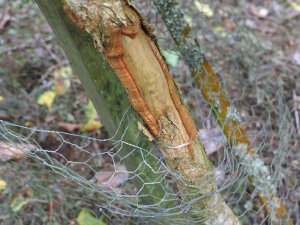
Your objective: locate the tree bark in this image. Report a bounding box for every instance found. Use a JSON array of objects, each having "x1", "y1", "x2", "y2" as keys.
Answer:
[
  {"x1": 35, "y1": 0, "x2": 177, "y2": 216},
  {"x1": 36, "y1": 0, "x2": 240, "y2": 223},
  {"x1": 152, "y1": 1, "x2": 290, "y2": 224}
]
